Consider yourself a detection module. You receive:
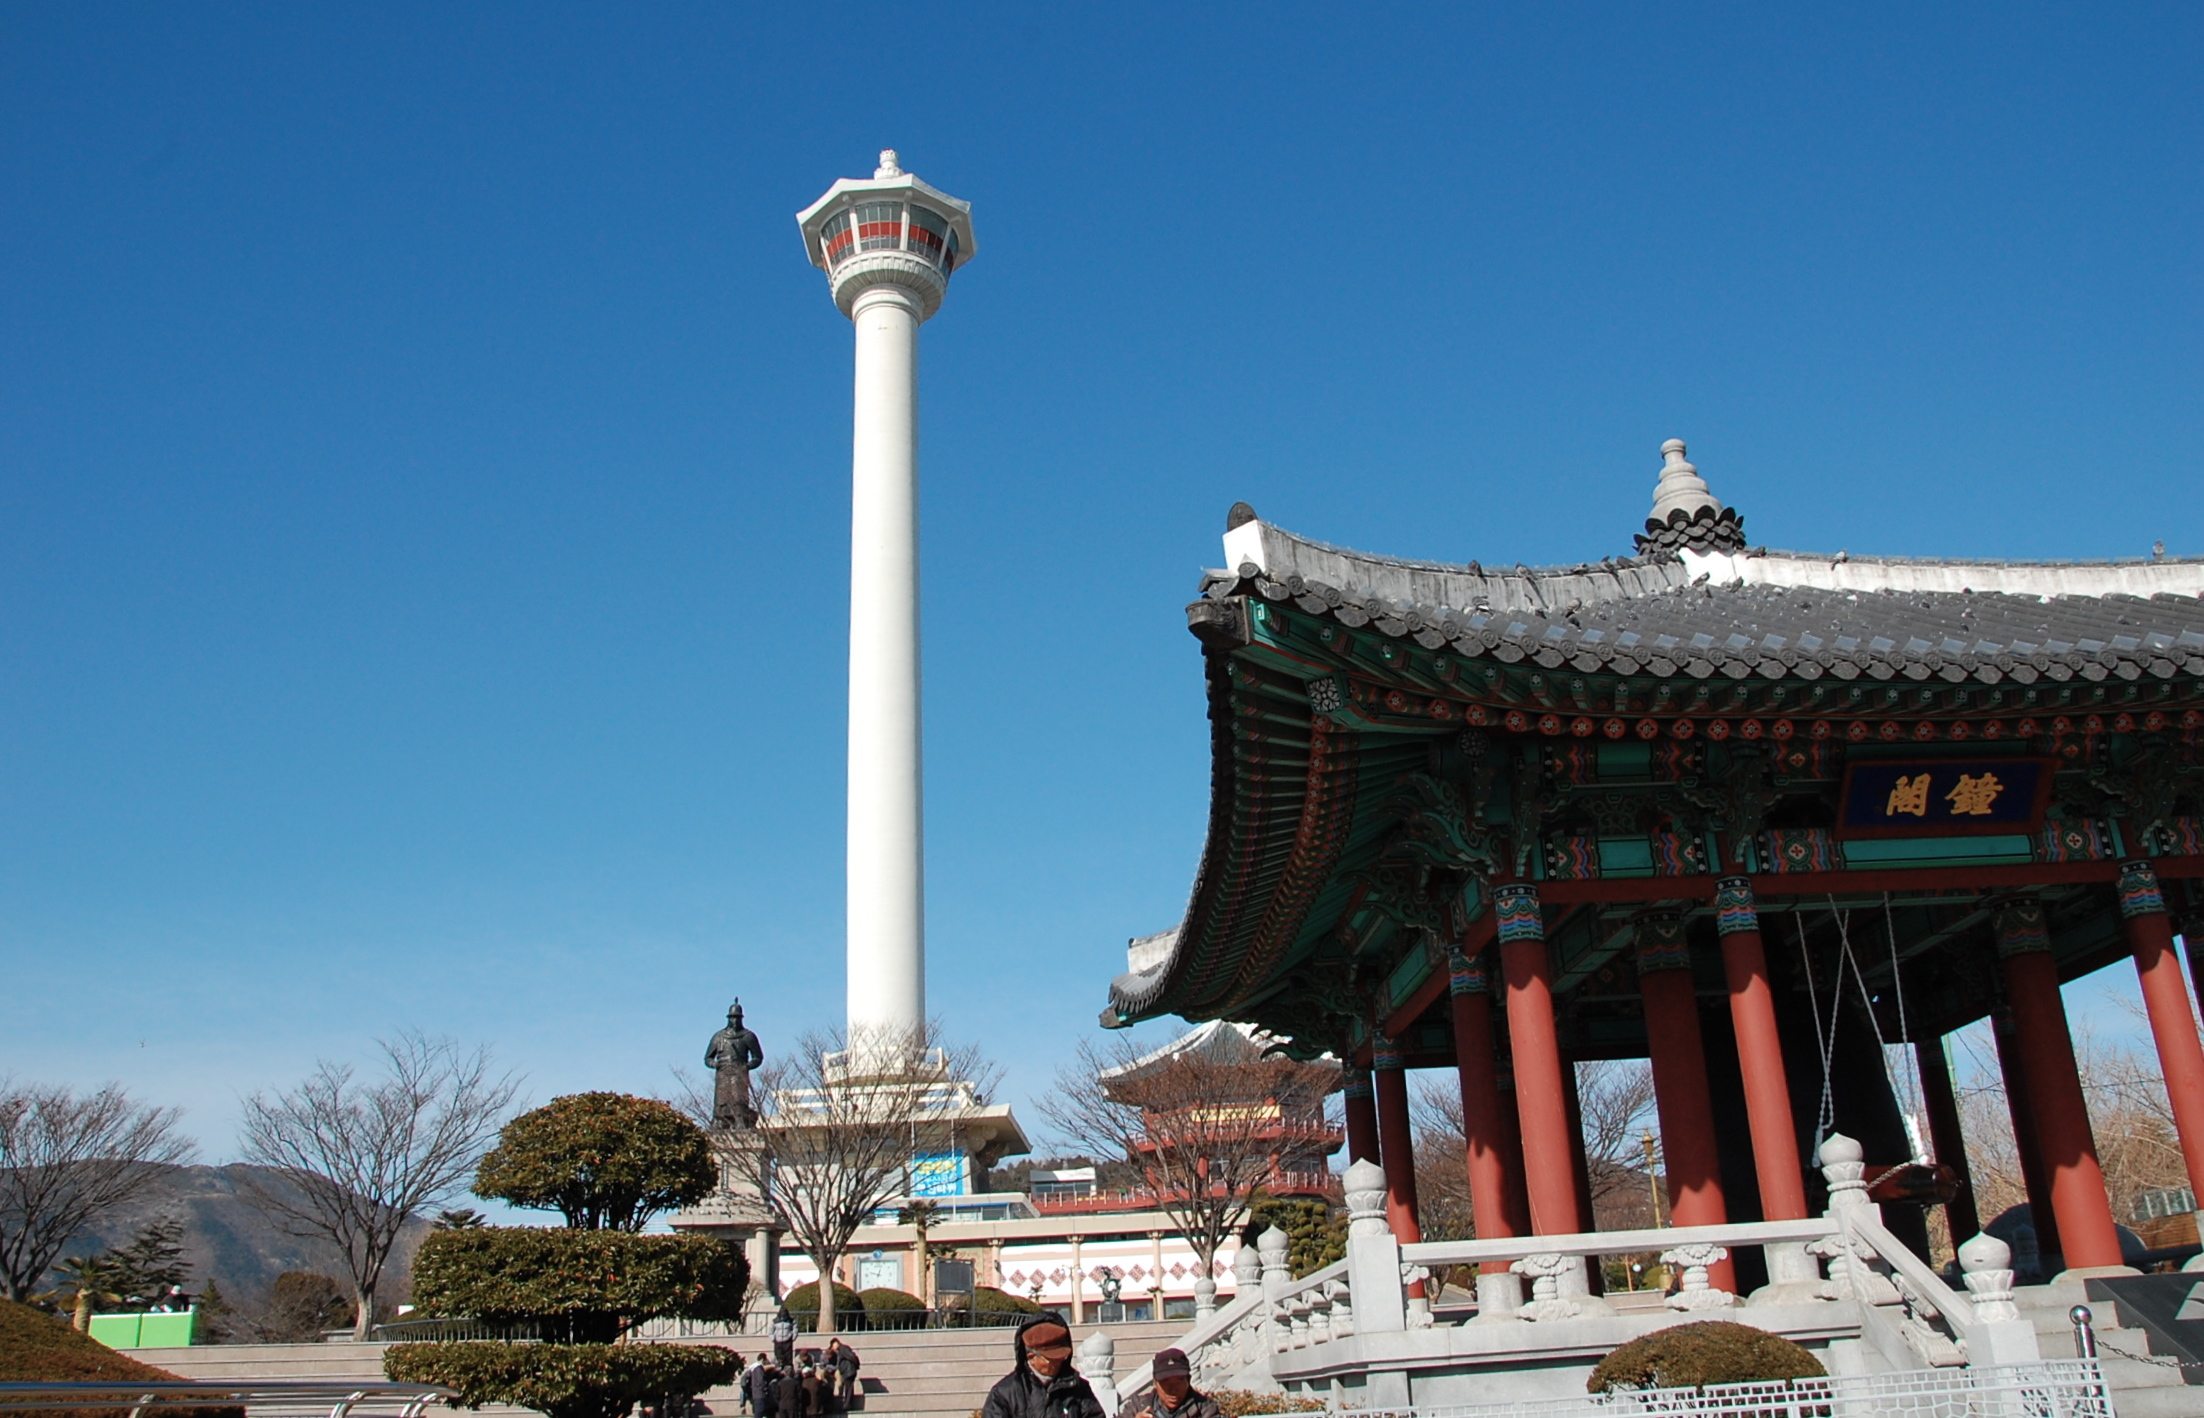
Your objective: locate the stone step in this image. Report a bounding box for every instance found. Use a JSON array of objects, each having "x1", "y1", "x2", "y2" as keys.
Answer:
[{"x1": 2092, "y1": 1385, "x2": 2204, "y2": 1418}]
